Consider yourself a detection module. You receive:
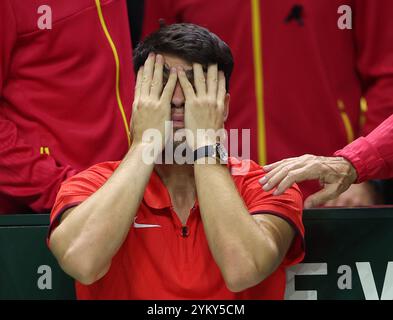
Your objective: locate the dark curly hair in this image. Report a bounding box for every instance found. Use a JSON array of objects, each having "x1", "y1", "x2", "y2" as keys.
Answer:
[{"x1": 133, "y1": 23, "x2": 234, "y2": 91}]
